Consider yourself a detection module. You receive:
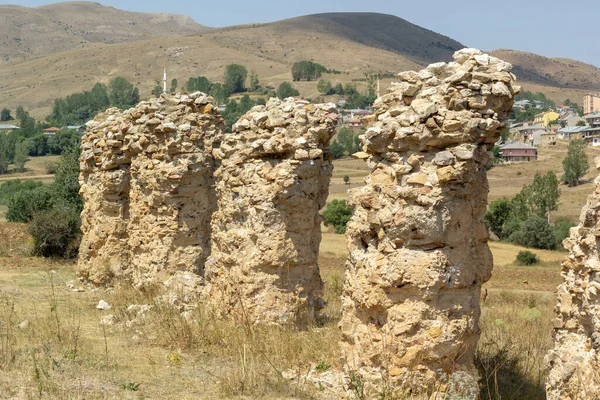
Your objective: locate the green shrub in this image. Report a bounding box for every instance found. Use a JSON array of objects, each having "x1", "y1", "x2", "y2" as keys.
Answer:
[
  {"x1": 28, "y1": 206, "x2": 81, "y2": 258},
  {"x1": 6, "y1": 186, "x2": 54, "y2": 223},
  {"x1": 553, "y1": 217, "x2": 576, "y2": 248},
  {"x1": 515, "y1": 250, "x2": 539, "y2": 266},
  {"x1": 0, "y1": 179, "x2": 44, "y2": 205},
  {"x1": 484, "y1": 198, "x2": 512, "y2": 238},
  {"x1": 510, "y1": 216, "x2": 556, "y2": 250},
  {"x1": 323, "y1": 200, "x2": 353, "y2": 234}
]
